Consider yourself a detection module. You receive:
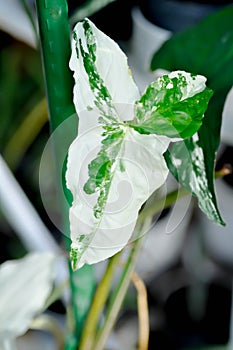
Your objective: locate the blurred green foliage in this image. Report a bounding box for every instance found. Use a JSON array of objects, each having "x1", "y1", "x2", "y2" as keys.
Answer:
[{"x1": 0, "y1": 39, "x2": 45, "y2": 153}]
